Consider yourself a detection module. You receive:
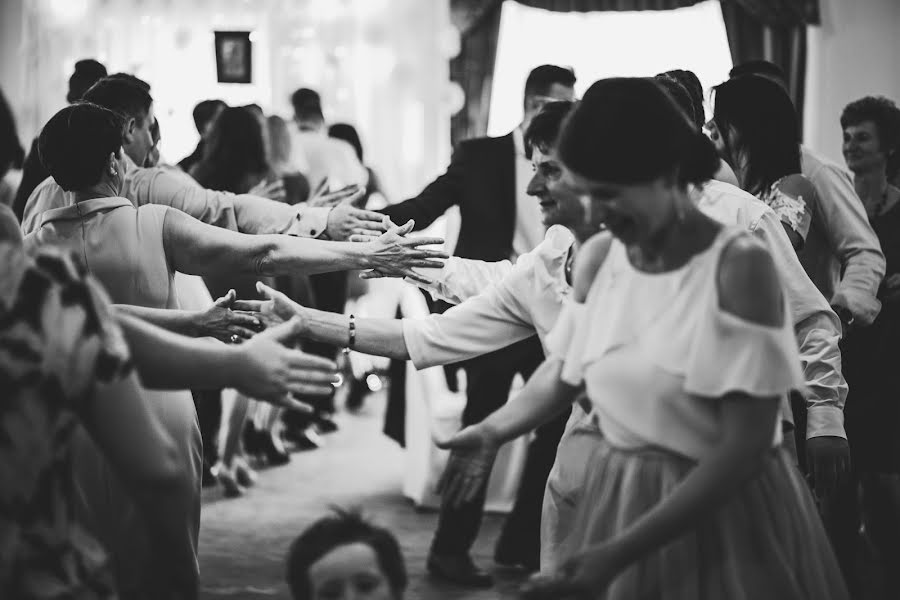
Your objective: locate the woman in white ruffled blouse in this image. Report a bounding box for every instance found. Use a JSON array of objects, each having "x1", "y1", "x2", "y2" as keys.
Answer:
[{"x1": 444, "y1": 78, "x2": 848, "y2": 599}]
